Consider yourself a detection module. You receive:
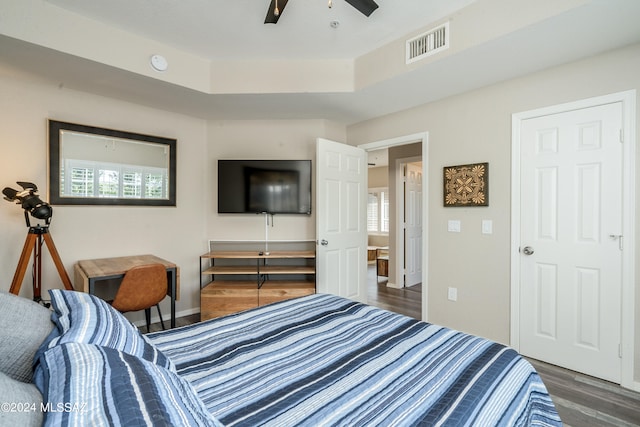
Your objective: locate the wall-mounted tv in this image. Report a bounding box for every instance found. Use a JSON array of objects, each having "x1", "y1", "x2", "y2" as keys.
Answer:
[{"x1": 218, "y1": 160, "x2": 312, "y2": 215}]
